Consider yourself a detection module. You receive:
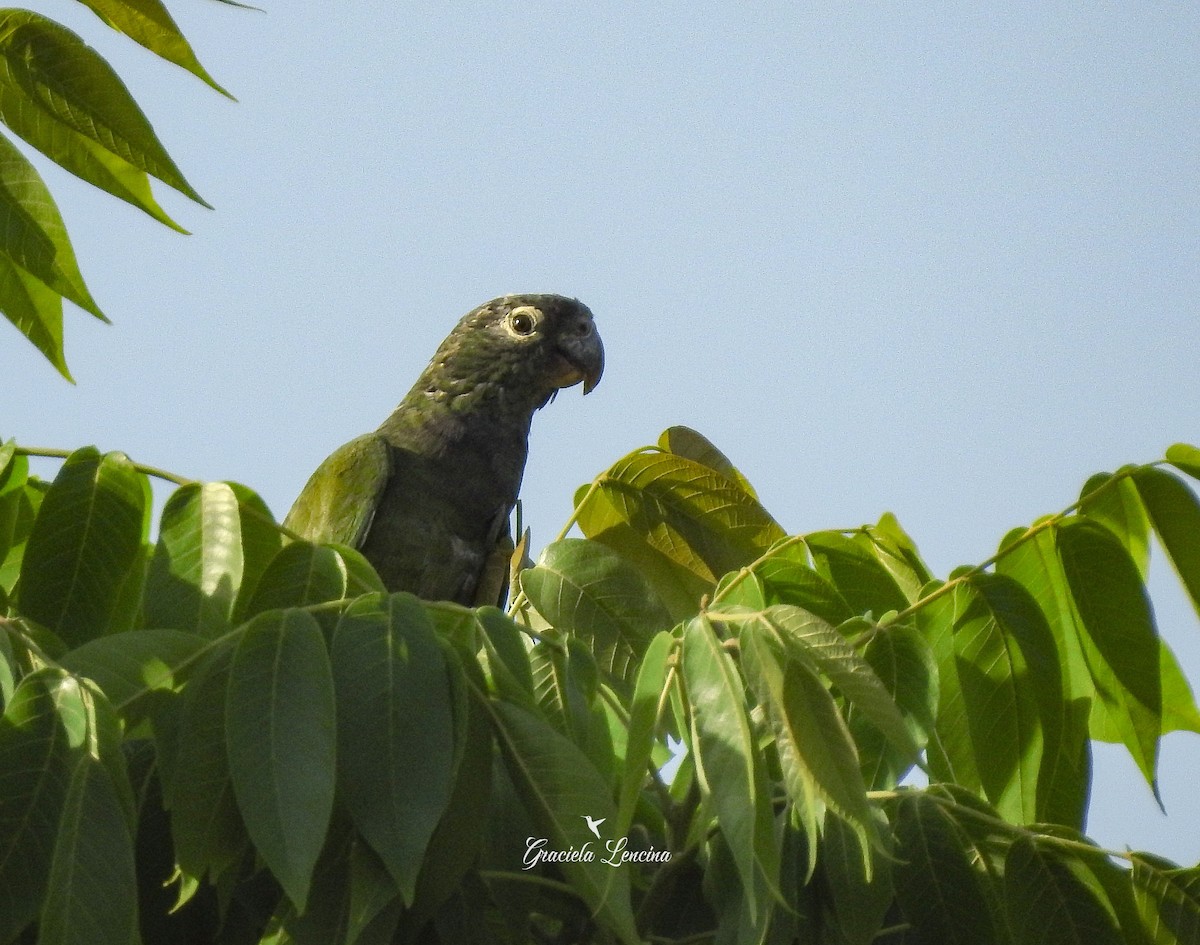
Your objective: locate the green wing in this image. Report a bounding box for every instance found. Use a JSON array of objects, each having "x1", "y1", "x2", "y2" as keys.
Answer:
[{"x1": 282, "y1": 433, "x2": 391, "y2": 548}]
